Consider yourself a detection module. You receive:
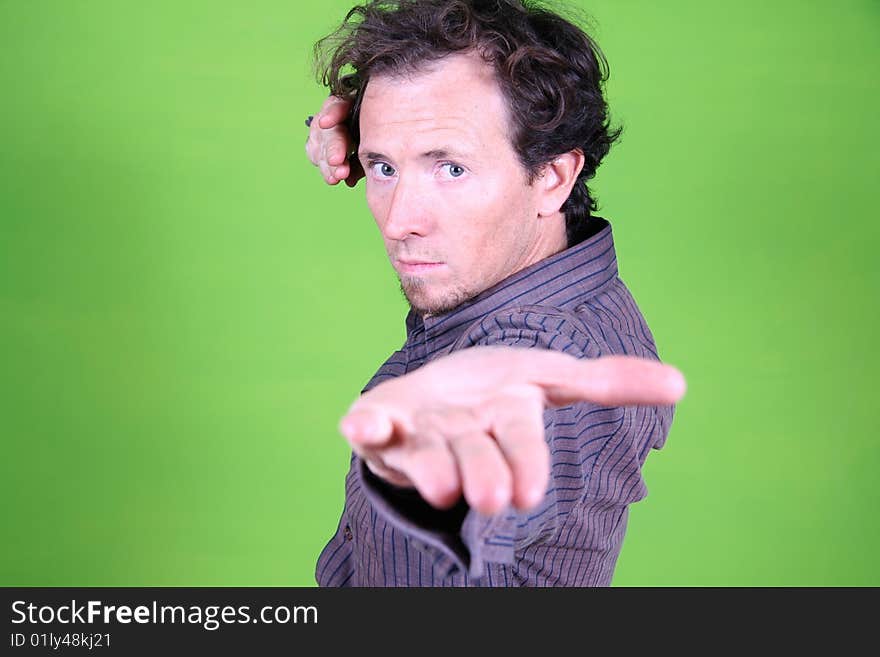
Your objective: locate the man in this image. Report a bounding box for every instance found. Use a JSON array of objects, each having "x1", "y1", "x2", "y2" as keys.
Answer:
[{"x1": 307, "y1": 0, "x2": 684, "y2": 586}]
